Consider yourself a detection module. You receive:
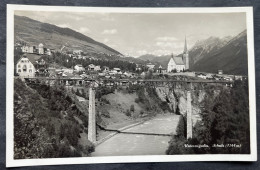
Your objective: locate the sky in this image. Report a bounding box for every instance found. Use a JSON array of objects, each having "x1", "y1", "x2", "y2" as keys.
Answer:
[{"x1": 15, "y1": 11, "x2": 246, "y2": 57}]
